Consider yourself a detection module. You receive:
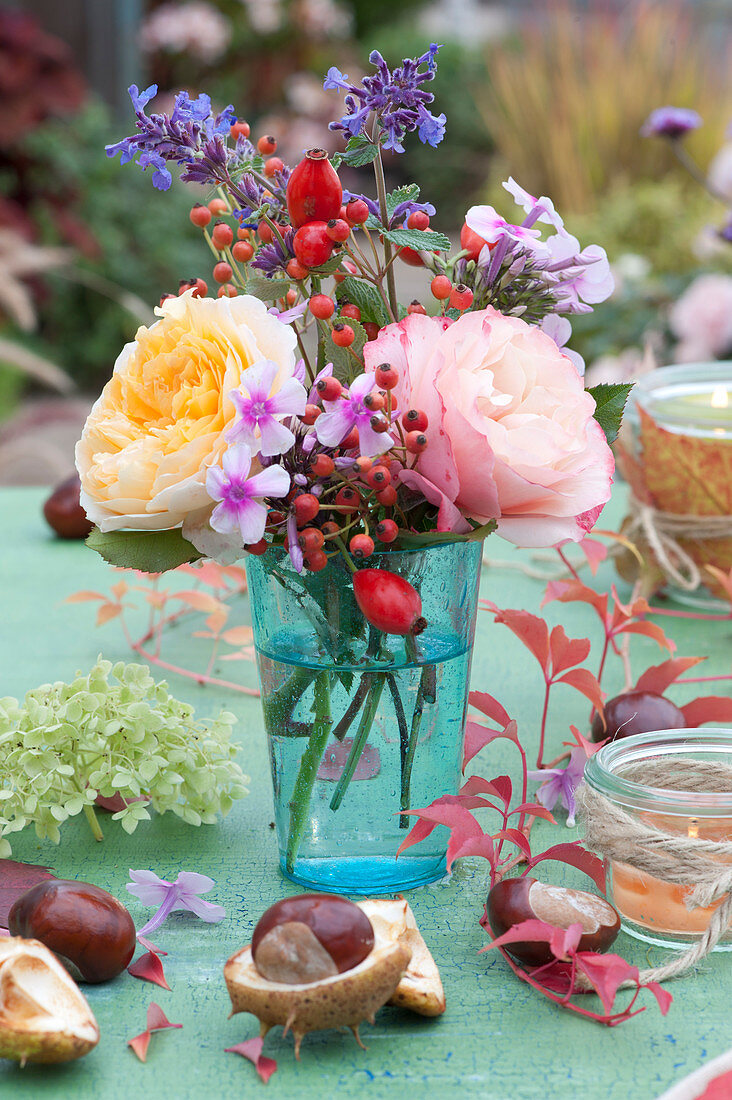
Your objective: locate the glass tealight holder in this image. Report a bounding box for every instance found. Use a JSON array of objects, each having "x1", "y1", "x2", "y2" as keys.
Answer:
[
  {"x1": 617, "y1": 361, "x2": 732, "y2": 607},
  {"x1": 584, "y1": 728, "x2": 732, "y2": 951}
]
